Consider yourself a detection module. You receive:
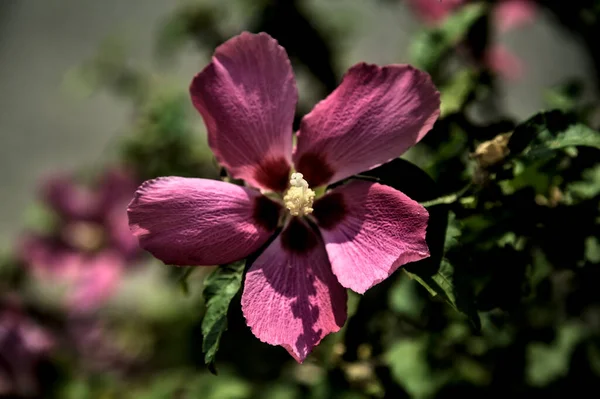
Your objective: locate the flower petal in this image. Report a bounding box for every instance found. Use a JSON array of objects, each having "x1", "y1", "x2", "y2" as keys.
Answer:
[
  {"x1": 241, "y1": 218, "x2": 347, "y2": 363},
  {"x1": 312, "y1": 180, "x2": 430, "y2": 294},
  {"x1": 494, "y1": 0, "x2": 537, "y2": 33},
  {"x1": 69, "y1": 251, "x2": 124, "y2": 313},
  {"x1": 484, "y1": 45, "x2": 524, "y2": 81},
  {"x1": 406, "y1": 0, "x2": 465, "y2": 25},
  {"x1": 41, "y1": 175, "x2": 98, "y2": 221},
  {"x1": 190, "y1": 32, "x2": 297, "y2": 192},
  {"x1": 293, "y1": 63, "x2": 440, "y2": 187},
  {"x1": 128, "y1": 177, "x2": 281, "y2": 266}
]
